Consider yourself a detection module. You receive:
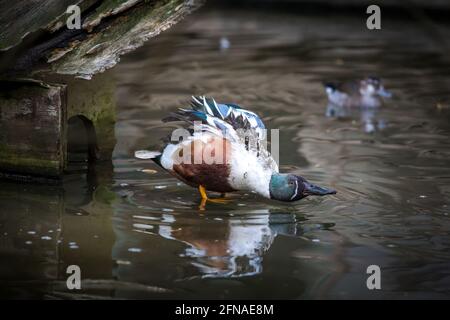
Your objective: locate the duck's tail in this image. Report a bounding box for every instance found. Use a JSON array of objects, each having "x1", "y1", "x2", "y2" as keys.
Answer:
[{"x1": 134, "y1": 150, "x2": 162, "y2": 166}]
